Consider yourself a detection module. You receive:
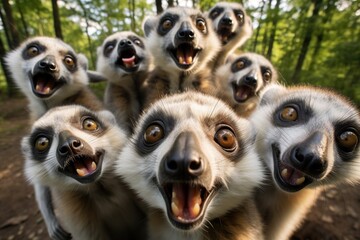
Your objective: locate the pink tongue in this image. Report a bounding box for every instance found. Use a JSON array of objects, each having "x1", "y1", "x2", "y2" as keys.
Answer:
[
  {"x1": 122, "y1": 56, "x2": 136, "y2": 68},
  {"x1": 35, "y1": 79, "x2": 53, "y2": 94},
  {"x1": 74, "y1": 159, "x2": 97, "y2": 177},
  {"x1": 234, "y1": 86, "x2": 250, "y2": 102}
]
